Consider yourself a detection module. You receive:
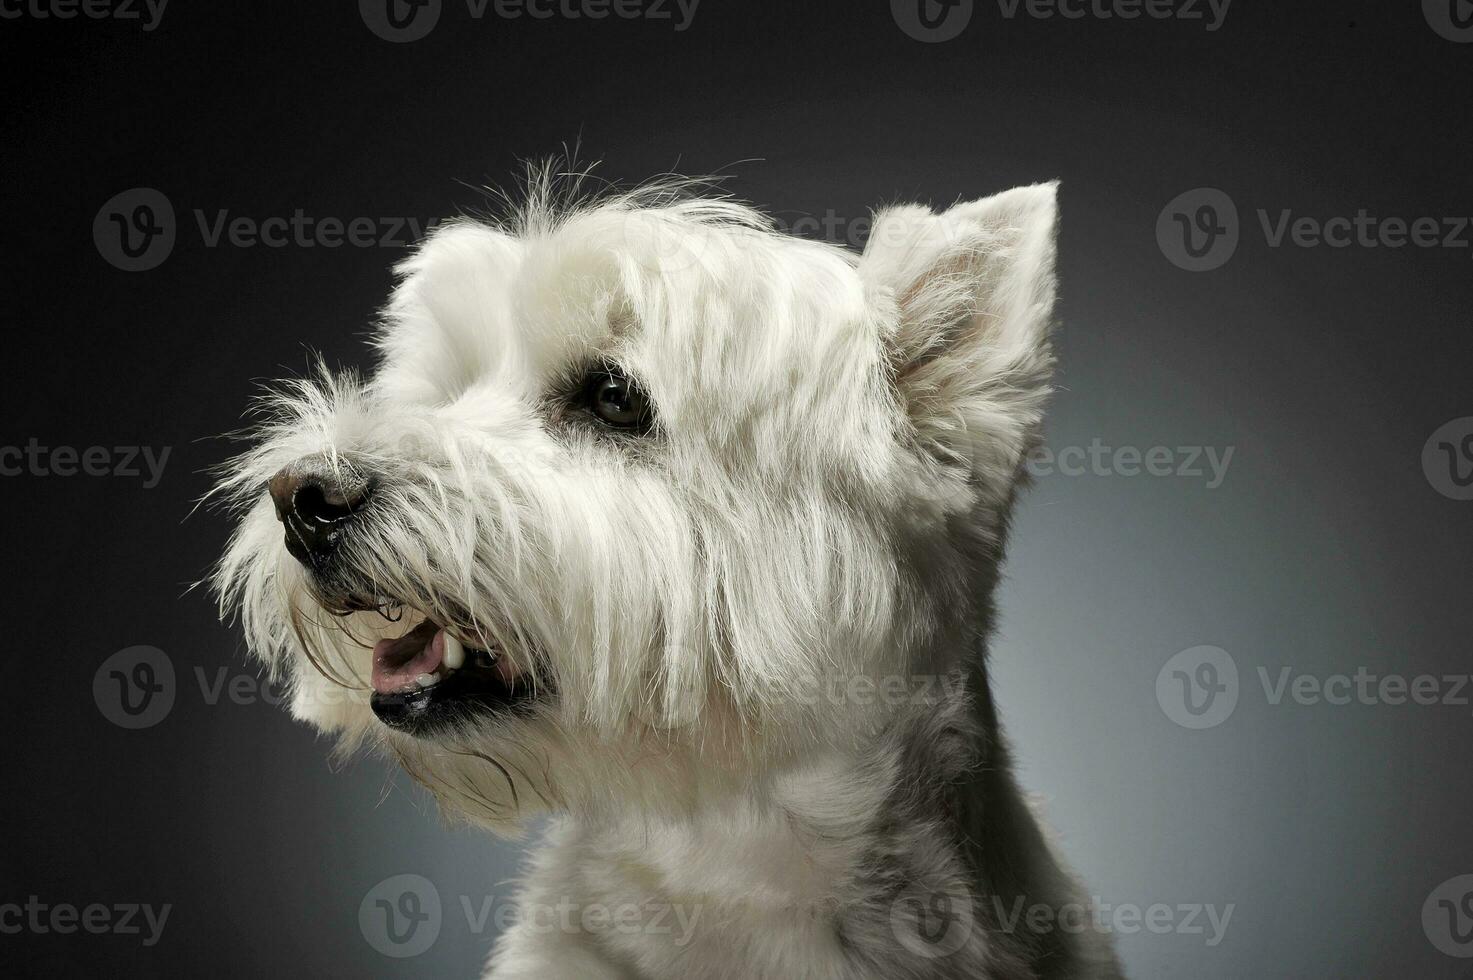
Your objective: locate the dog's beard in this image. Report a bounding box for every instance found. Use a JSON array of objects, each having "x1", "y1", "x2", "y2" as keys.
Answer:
[
  {"x1": 272, "y1": 583, "x2": 566, "y2": 829},
  {"x1": 266, "y1": 499, "x2": 556, "y2": 732}
]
